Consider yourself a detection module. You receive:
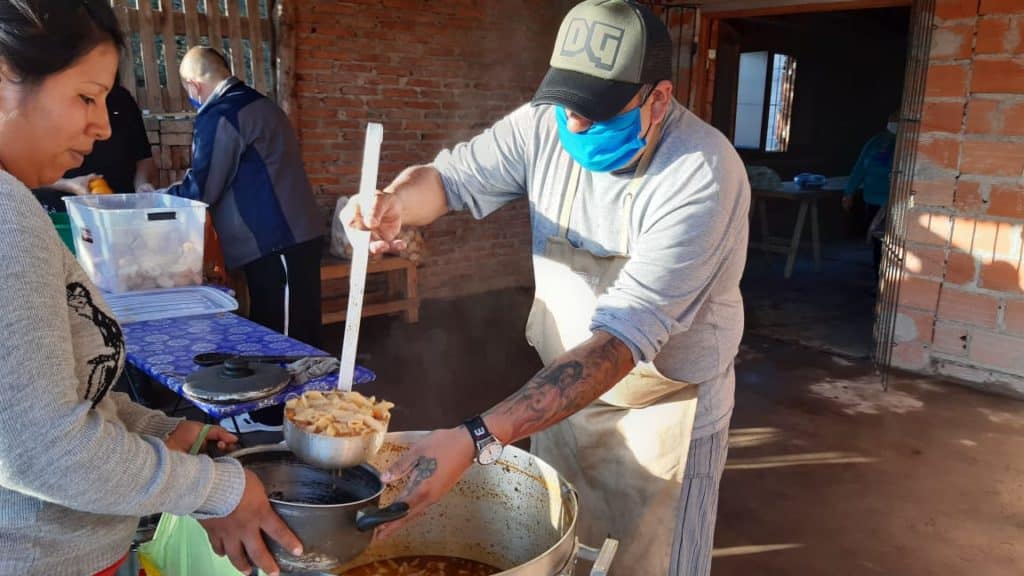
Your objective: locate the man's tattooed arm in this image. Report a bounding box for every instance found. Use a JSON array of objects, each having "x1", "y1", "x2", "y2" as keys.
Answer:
[{"x1": 484, "y1": 331, "x2": 634, "y2": 443}]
